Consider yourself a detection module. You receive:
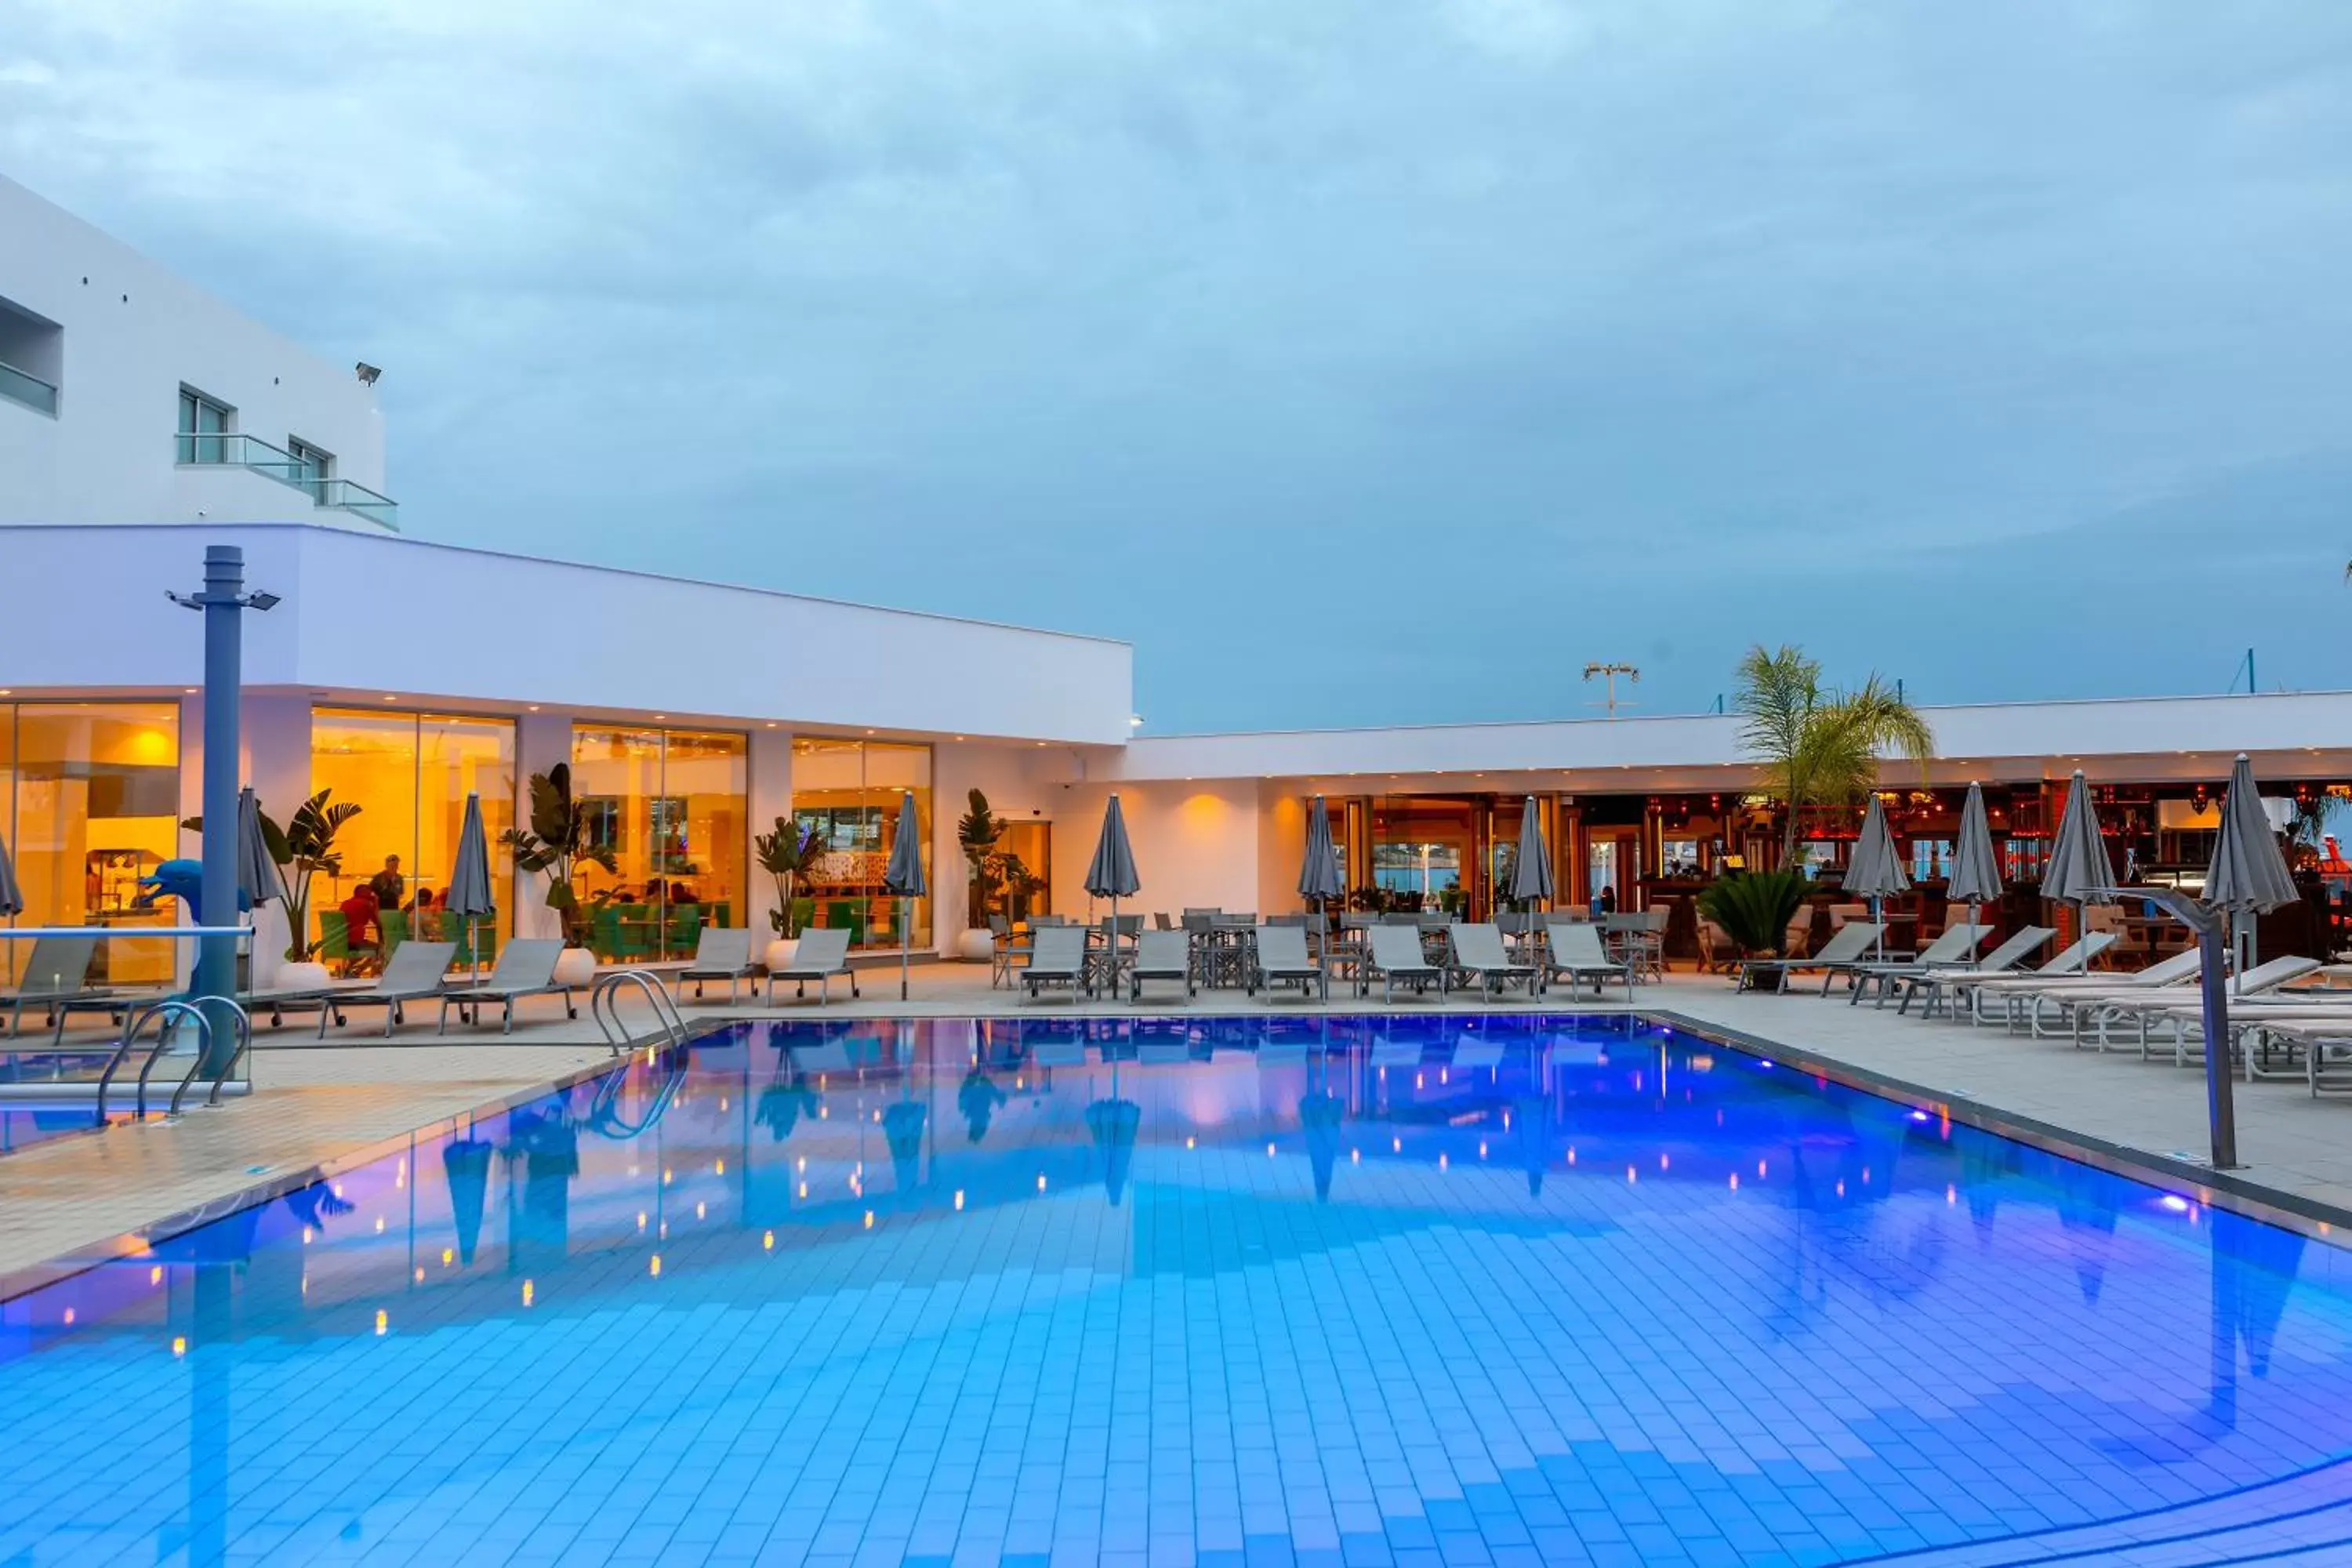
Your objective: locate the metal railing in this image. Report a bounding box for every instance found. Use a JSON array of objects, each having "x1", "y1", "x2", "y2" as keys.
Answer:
[
  {"x1": 590, "y1": 970, "x2": 691, "y2": 1056},
  {"x1": 314, "y1": 477, "x2": 400, "y2": 532},
  {"x1": 93, "y1": 996, "x2": 252, "y2": 1123},
  {"x1": 0, "y1": 358, "x2": 58, "y2": 416},
  {"x1": 586, "y1": 1042, "x2": 689, "y2": 1138}
]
